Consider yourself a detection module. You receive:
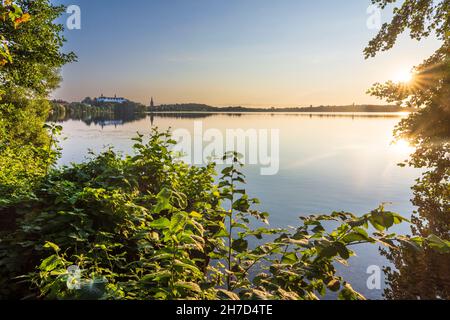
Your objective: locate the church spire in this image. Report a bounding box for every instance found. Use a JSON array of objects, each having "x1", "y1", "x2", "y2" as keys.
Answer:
[{"x1": 150, "y1": 97, "x2": 154, "y2": 108}]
